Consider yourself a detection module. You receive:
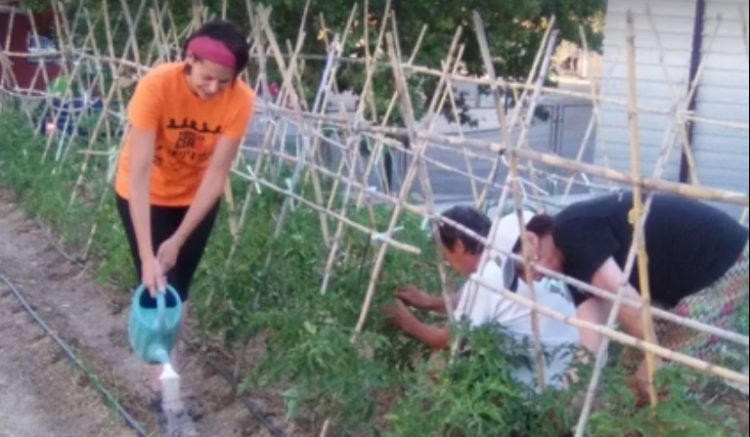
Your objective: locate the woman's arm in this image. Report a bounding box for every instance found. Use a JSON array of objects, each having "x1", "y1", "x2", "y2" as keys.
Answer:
[
  {"x1": 128, "y1": 128, "x2": 166, "y2": 294},
  {"x1": 576, "y1": 297, "x2": 609, "y2": 354},
  {"x1": 590, "y1": 258, "x2": 654, "y2": 344},
  {"x1": 124, "y1": 72, "x2": 165, "y2": 294},
  {"x1": 128, "y1": 129, "x2": 157, "y2": 259},
  {"x1": 590, "y1": 257, "x2": 663, "y2": 394}
]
